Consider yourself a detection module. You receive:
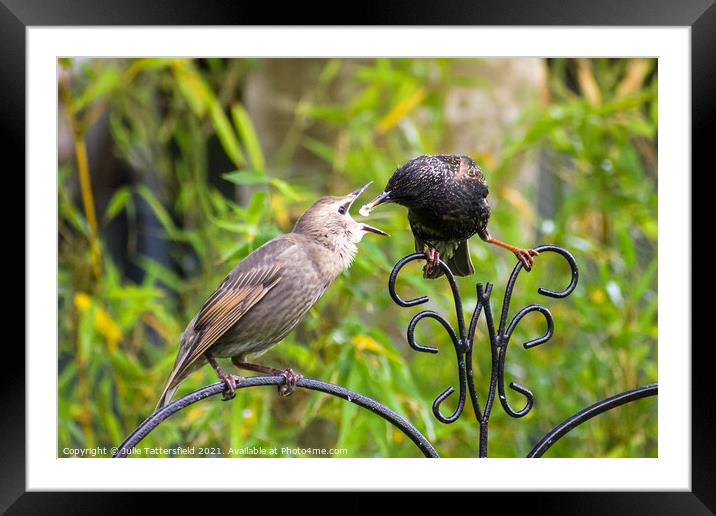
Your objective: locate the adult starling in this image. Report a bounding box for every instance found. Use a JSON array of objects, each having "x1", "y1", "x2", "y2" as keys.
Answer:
[
  {"x1": 360, "y1": 154, "x2": 538, "y2": 279},
  {"x1": 156, "y1": 183, "x2": 386, "y2": 408}
]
